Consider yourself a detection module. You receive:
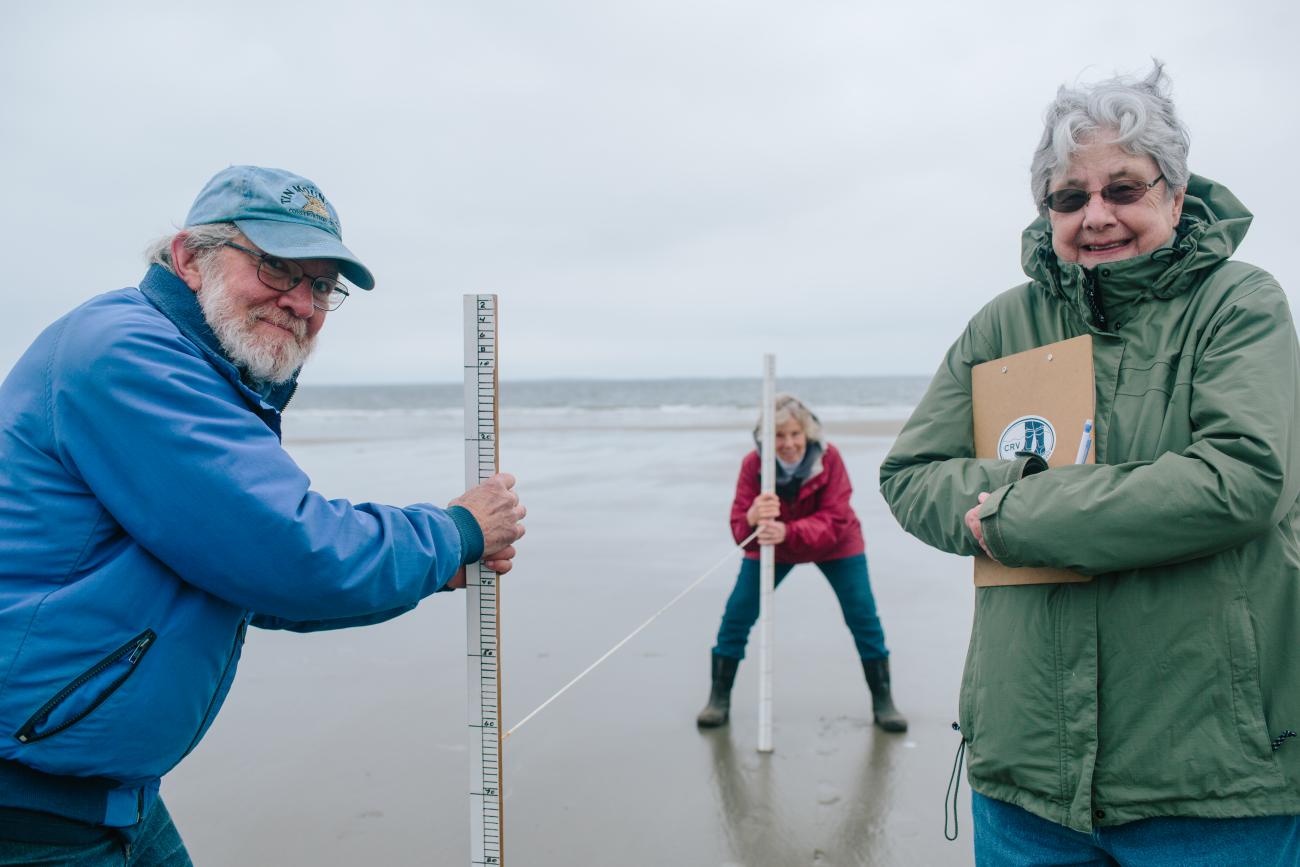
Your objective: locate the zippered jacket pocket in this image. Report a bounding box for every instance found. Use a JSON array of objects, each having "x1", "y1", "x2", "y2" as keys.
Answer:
[{"x1": 14, "y1": 630, "x2": 157, "y2": 744}]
